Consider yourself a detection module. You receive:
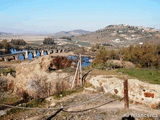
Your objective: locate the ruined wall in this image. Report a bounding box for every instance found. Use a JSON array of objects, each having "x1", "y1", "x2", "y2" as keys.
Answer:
[{"x1": 89, "y1": 75, "x2": 160, "y2": 109}]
